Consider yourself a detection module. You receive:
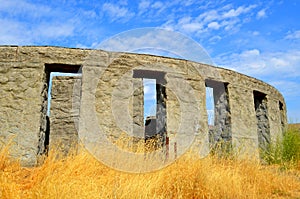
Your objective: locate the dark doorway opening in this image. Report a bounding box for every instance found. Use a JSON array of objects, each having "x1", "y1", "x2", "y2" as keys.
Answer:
[
  {"x1": 133, "y1": 70, "x2": 167, "y2": 150},
  {"x1": 279, "y1": 101, "x2": 285, "y2": 132},
  {"x1": 253, "y1": 90, "x2": 270, "y2": 157},
  {"x1": 205, "y1": 79, "x2": 232, "y2": 152},
  {"x1": 38, "y1": 64, "x2": 82, "y2": 156}
]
